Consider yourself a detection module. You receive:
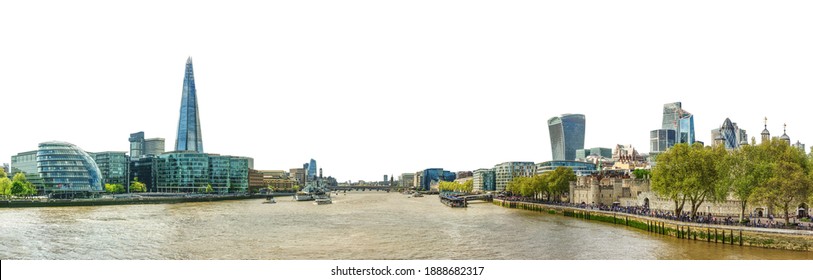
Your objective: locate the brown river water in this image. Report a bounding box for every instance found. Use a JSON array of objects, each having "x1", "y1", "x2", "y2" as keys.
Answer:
[{"x1": 1, "y1": 192, "x2": 811, "y2": 260}]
